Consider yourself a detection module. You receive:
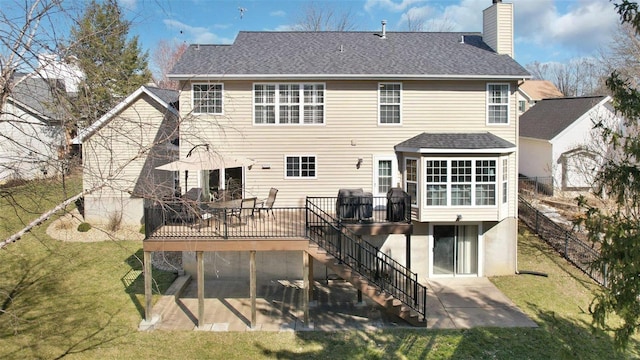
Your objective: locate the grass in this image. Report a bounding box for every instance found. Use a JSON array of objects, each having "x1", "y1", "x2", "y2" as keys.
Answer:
[{"x1": 1, "y1": 176, "x2": 639, "y2": 358}]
